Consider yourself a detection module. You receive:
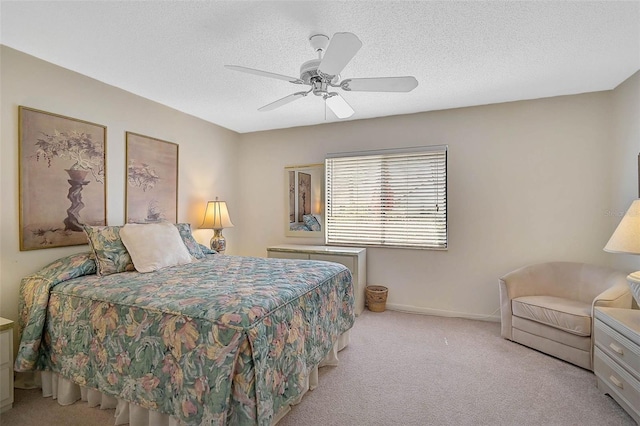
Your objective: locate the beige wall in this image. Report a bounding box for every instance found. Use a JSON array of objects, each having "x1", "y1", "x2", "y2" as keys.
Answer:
[
  {"x1": 236, "y1": 92, "x2": 617, "y2": 320},
  {"x1": 0, "y1": 46, "x2": 240, "y2": 339},
  {"x1": 2, "y1": 44, "x2": 638, "y2": 331},
  {"x1": 609, "y1": 71, "x2": 640, "y2": 271}
]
